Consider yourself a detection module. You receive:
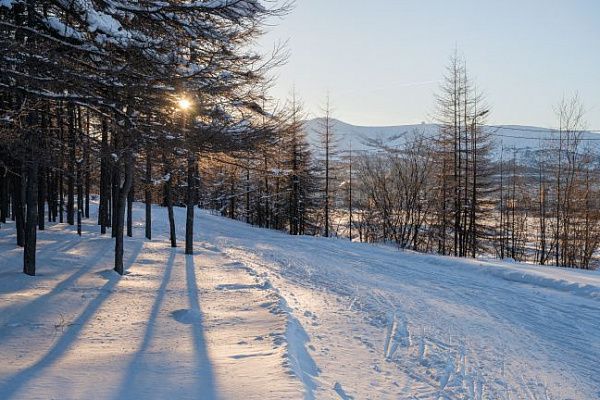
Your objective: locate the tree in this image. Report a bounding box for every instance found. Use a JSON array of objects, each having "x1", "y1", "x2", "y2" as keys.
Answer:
[
  {"x1": 434, "y1": 51, "x2": 493, "y2": 258},
  {"x1": 315, "y1": 95, "x2": 339, "y2": 237}
]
